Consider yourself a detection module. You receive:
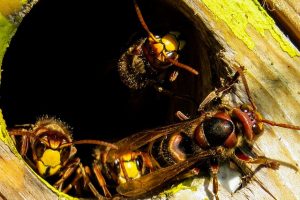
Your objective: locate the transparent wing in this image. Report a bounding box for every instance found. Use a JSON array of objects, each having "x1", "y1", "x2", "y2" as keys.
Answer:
[{"x1": 115, "y1": 116, "x2": 205, "y2": 152}]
